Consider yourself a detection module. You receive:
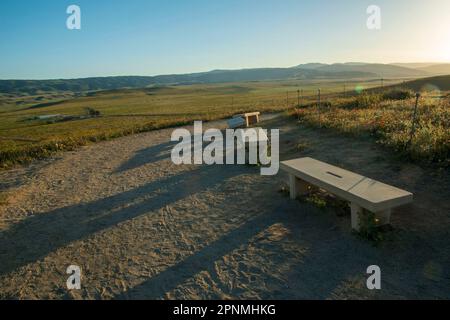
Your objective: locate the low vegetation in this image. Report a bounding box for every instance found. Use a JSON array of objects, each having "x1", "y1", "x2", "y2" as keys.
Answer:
[
  {"x1": 0, "y1": 192, "x2": 8, "y2": 206},
  {"x1": 356, "y1": 210, "x2": 386, "y2": 243},
  {"x1": 293, "y1": 89, "x2": 449, "y2": 166}
]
